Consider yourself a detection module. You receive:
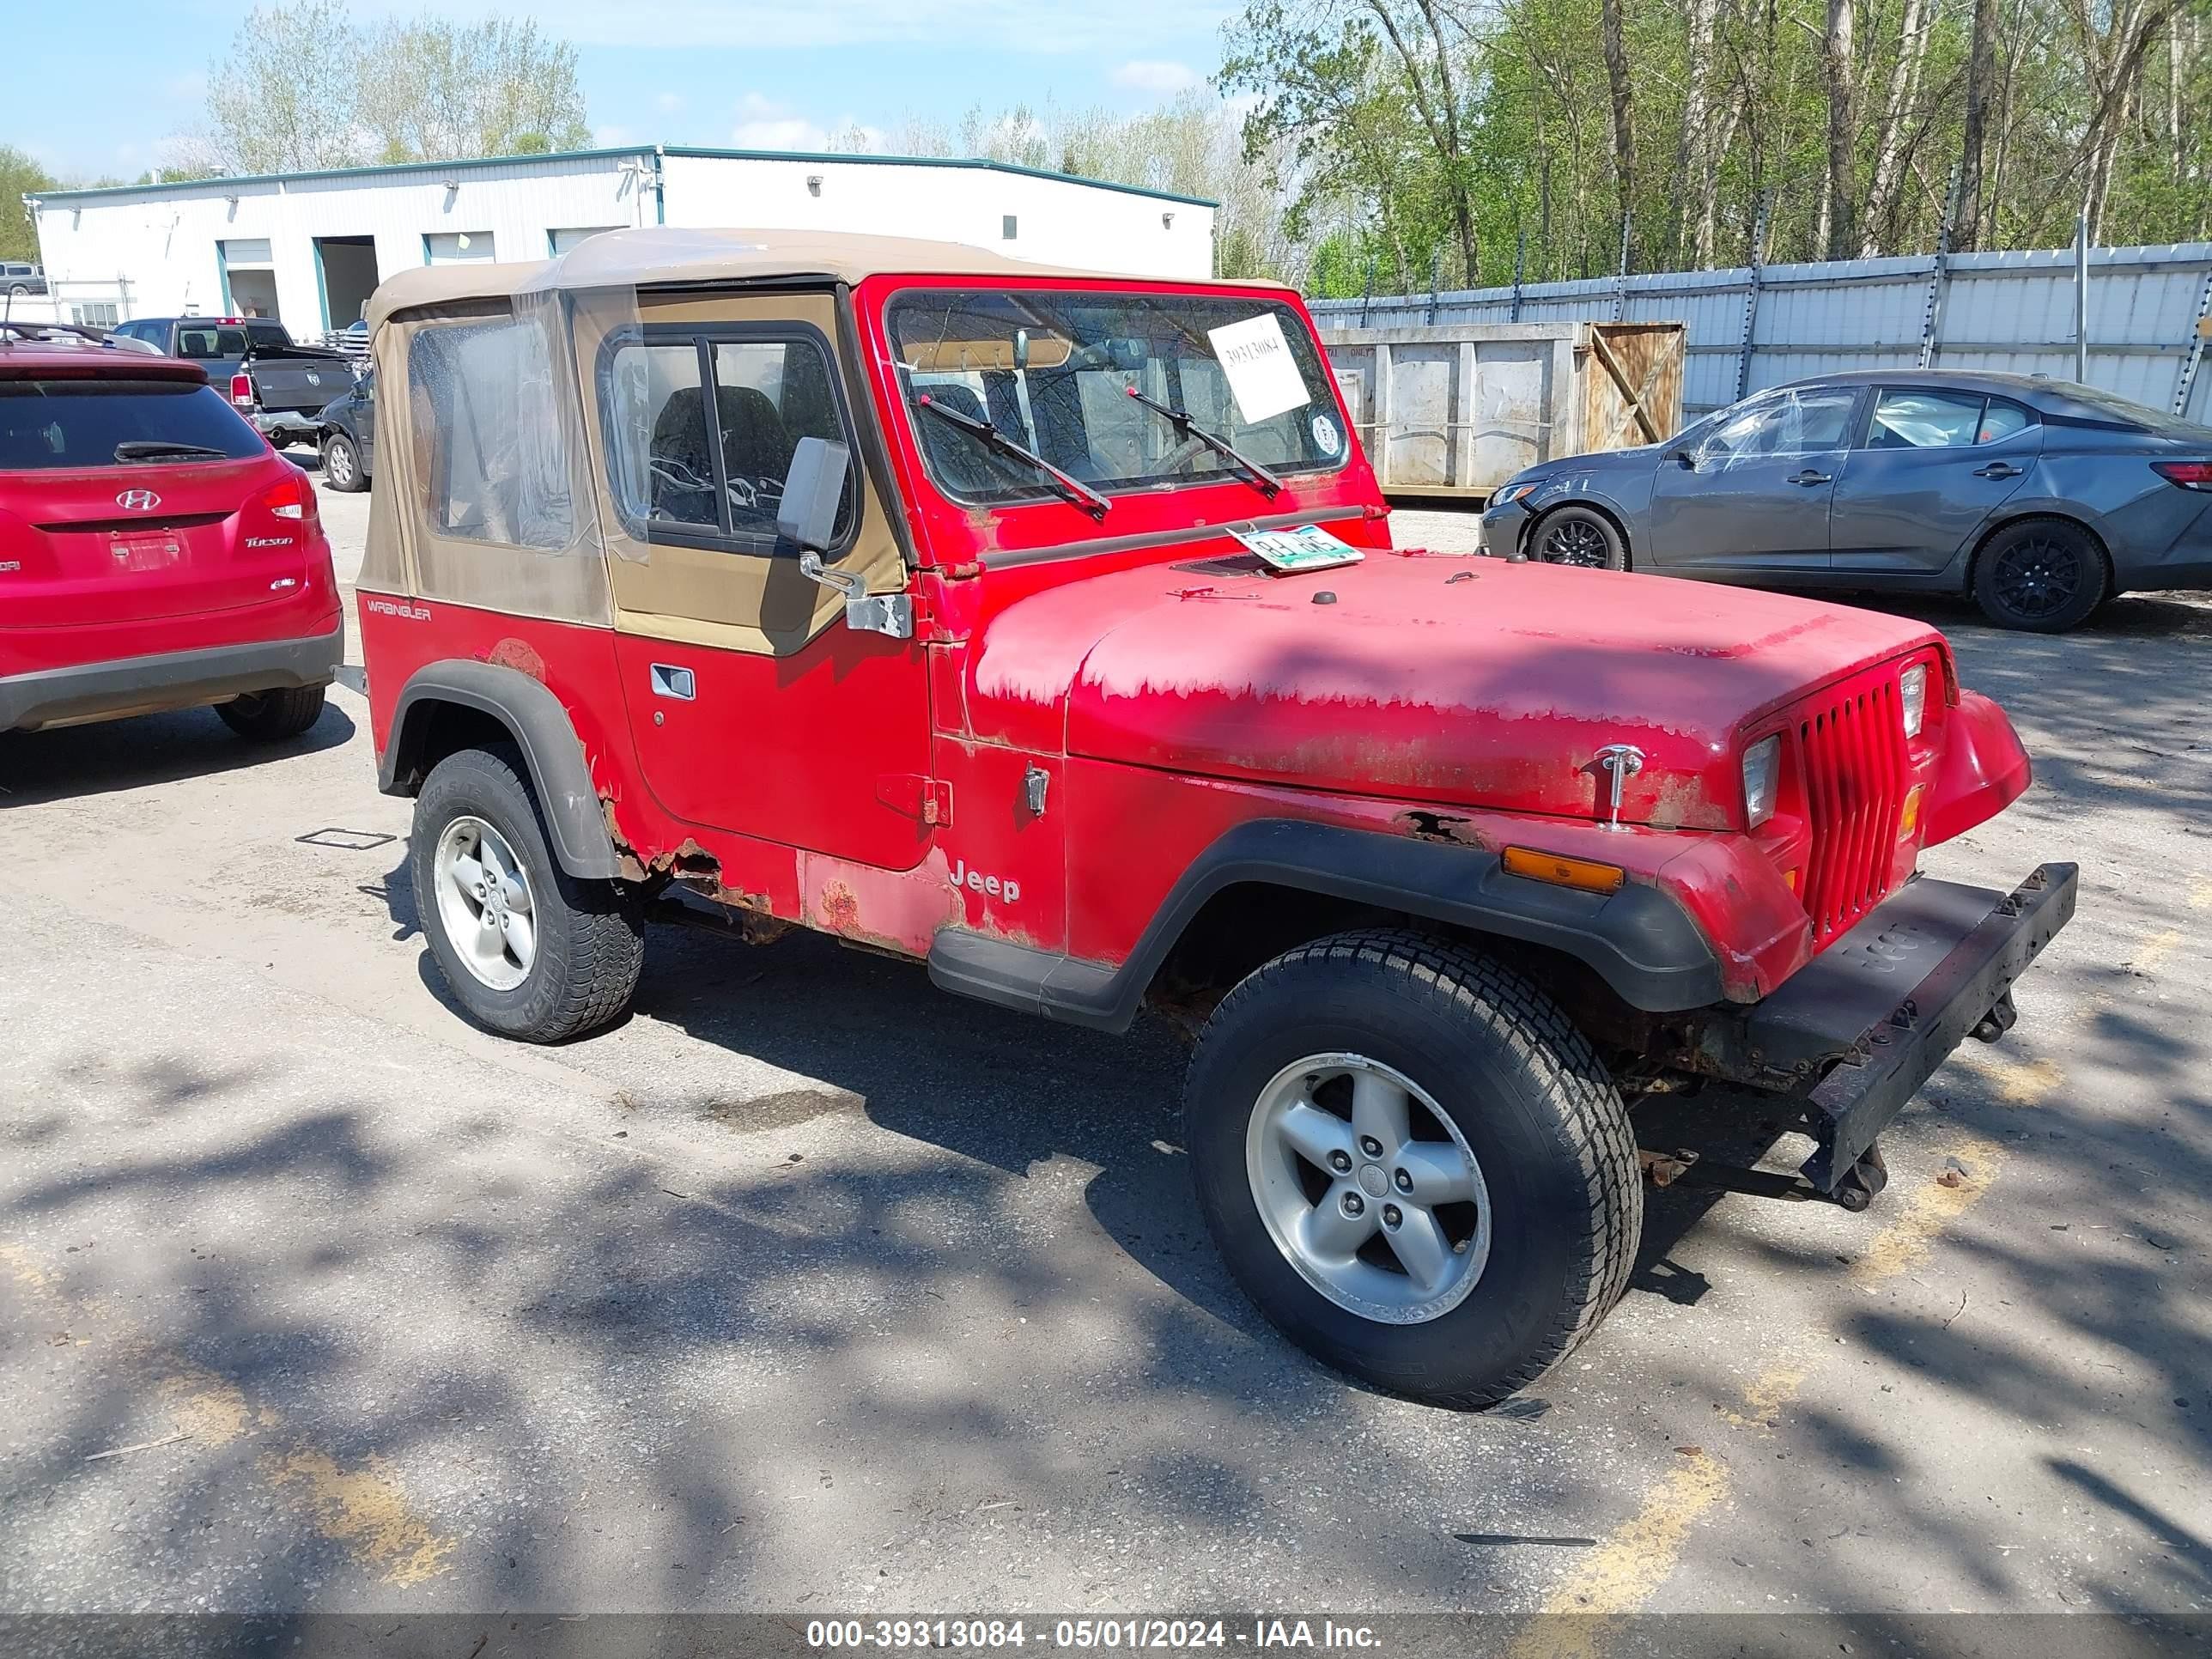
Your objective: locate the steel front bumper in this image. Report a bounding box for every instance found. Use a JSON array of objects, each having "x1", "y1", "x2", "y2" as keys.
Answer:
[
  {"x1": 0, "y1": 623, "x2": 343, "y2": 732},
  {"x1": 1732, "y1": 863, "x2": 2078, "y2": 1193}
]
